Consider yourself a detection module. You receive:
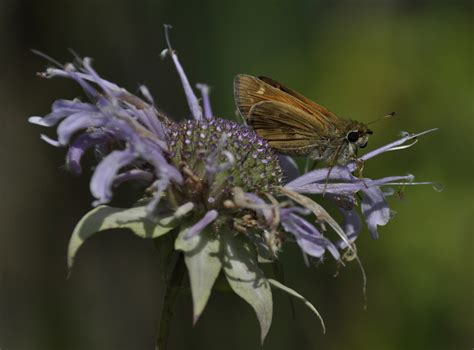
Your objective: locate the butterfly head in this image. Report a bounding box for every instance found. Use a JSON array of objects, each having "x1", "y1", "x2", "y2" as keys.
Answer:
[{"x1": 345, "y1": 122, "x2": 373, "y2": 150}]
